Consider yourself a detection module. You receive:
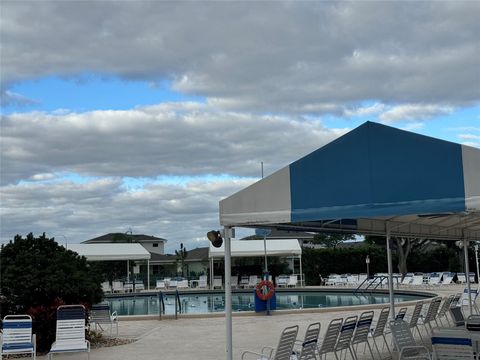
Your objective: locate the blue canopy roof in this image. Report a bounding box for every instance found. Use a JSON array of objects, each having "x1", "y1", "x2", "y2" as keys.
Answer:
[{"x1": 220, "y1": 122, "x2": 480, "y2": 240}]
